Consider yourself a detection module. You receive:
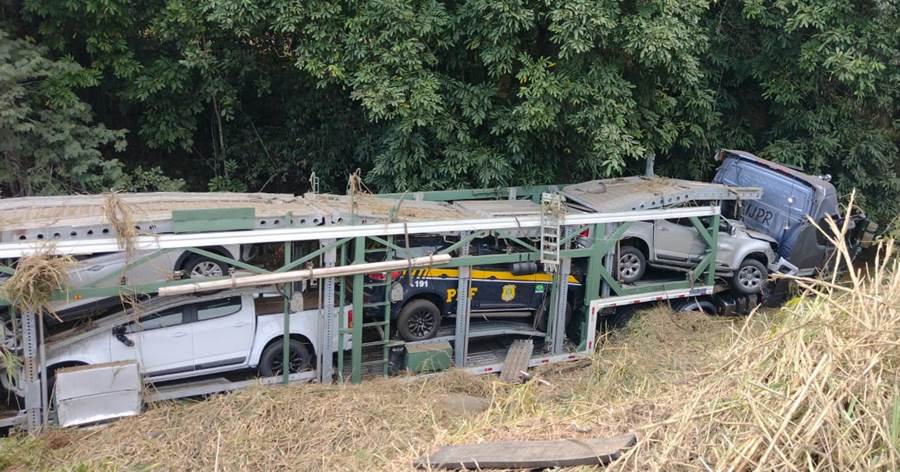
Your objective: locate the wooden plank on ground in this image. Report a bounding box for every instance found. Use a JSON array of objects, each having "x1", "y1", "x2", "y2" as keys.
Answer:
[
  {"x1": 498, "y1": 339, "x2": 533, "y2": 383},
  {"x1": 415, "y1": 433, "x2": 636, "y2": 470}
]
